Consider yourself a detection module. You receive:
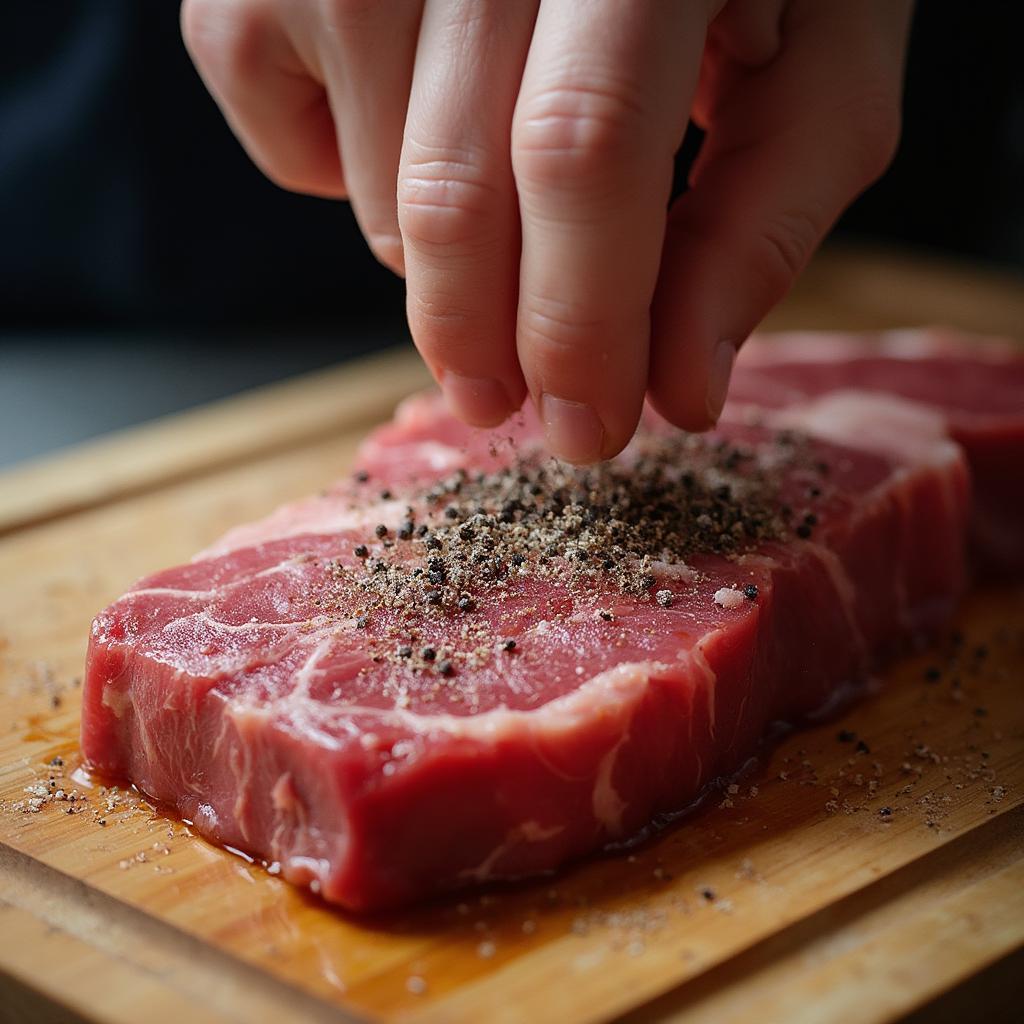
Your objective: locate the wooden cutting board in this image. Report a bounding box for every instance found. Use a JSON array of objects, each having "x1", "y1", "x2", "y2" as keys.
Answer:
[{"x1": 2, "y1": 246, "x2": 1023, "y2": 1024}]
